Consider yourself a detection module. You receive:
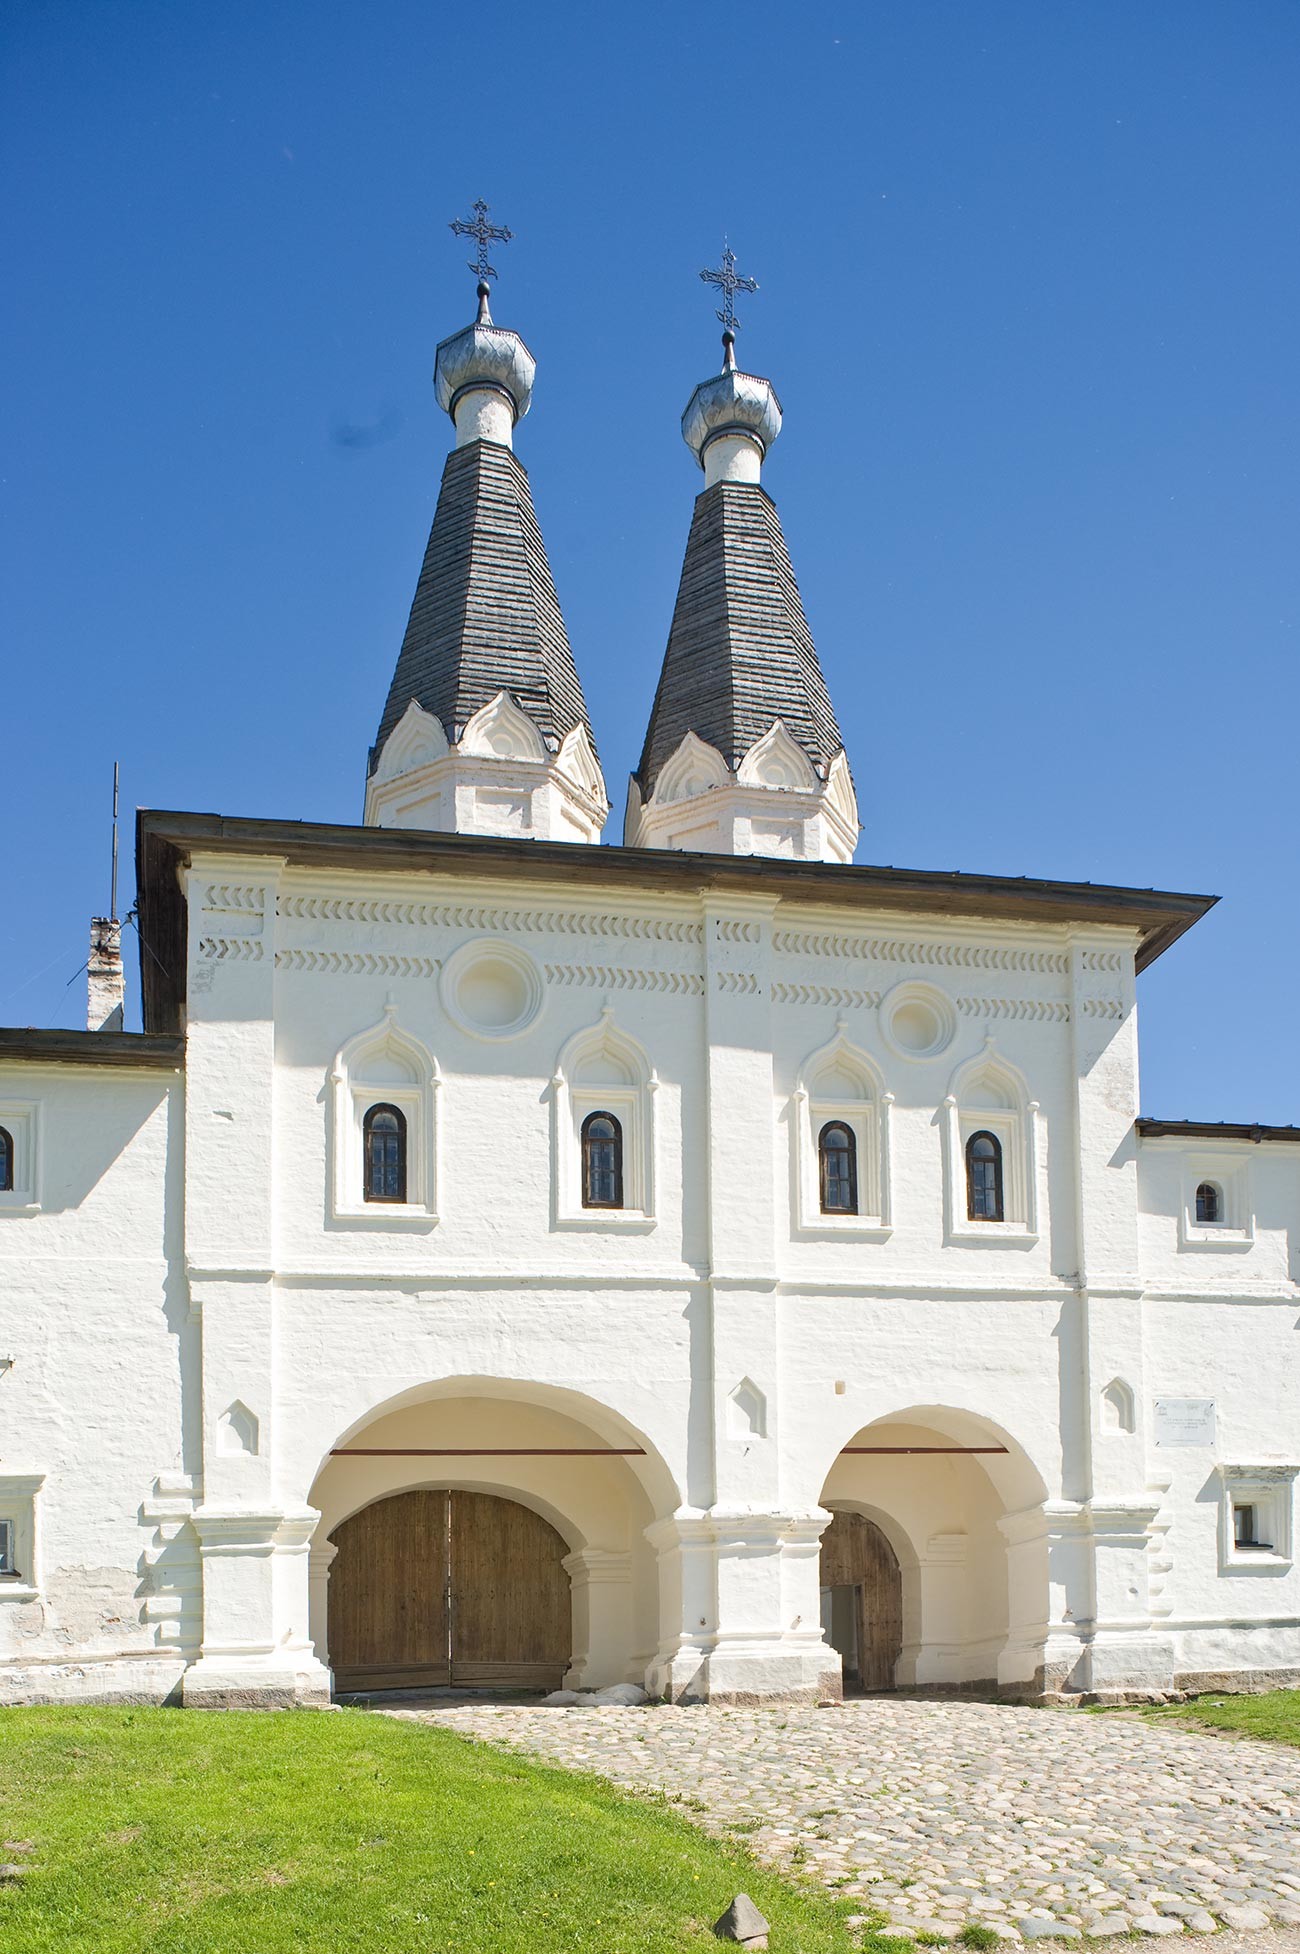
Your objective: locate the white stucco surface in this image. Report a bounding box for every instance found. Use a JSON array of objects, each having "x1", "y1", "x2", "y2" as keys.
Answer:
[{"x1": 2, "y1": 848, "x2": 1297, "y2": 1707}]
